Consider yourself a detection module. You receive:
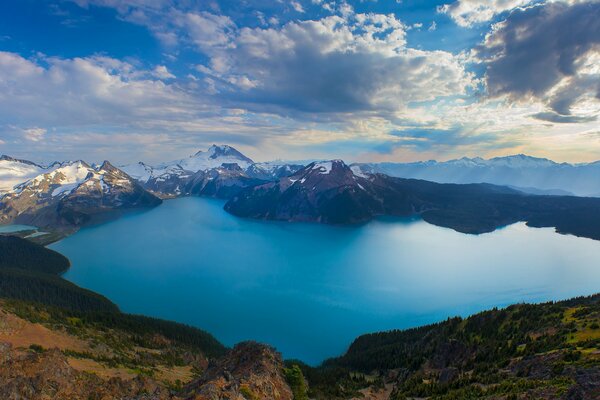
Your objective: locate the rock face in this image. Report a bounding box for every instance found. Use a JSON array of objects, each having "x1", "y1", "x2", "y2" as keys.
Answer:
[
  {"x1": 0, "y1": 342, "x2": 294, "y2": 400},
  {"x1": 0, "y1": 343, "x2": 174, "y2": 400},
  {"x1": 0, "y1": 160, "x2": 161, "y2": 230},
  {"x1": 183, "y1": 341, "x2": 293, "y2": 400}
]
